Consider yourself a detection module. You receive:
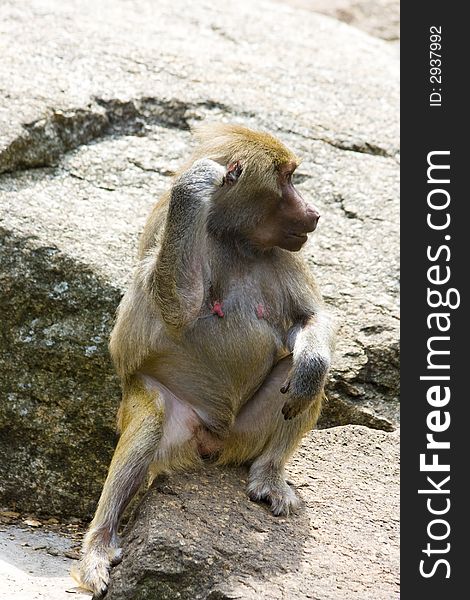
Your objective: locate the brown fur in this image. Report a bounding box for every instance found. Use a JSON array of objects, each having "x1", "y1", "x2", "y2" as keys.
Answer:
[{"x1": 73, "y1": 124, "x2": 335, "y2": 598}]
